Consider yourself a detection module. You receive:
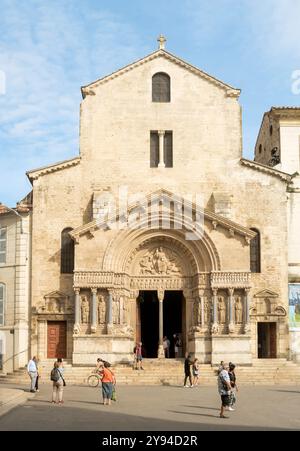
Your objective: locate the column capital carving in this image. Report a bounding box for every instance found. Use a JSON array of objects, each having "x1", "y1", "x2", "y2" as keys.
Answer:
[
  {"x1": 158, "y1": 130, "x2": 166, "y2": 137},
  {"x1": 244, "y1": 288, "x2": 251, "y2": 295},
  {"x1": 157, "y1": 290, "x2": 165, "y2": 302},
  {"x1": 212, "y1": 288, "x2": 218, "y2": 296},
  {"x1": 91, "y1": 288, "x2": 98, "y2": 295},
  {"x1": 228, "y1": 288, "x2": 235, "y2": 296},
  {"x1": 74, "y1": 288, "x2": 80, "y2": 295}
]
